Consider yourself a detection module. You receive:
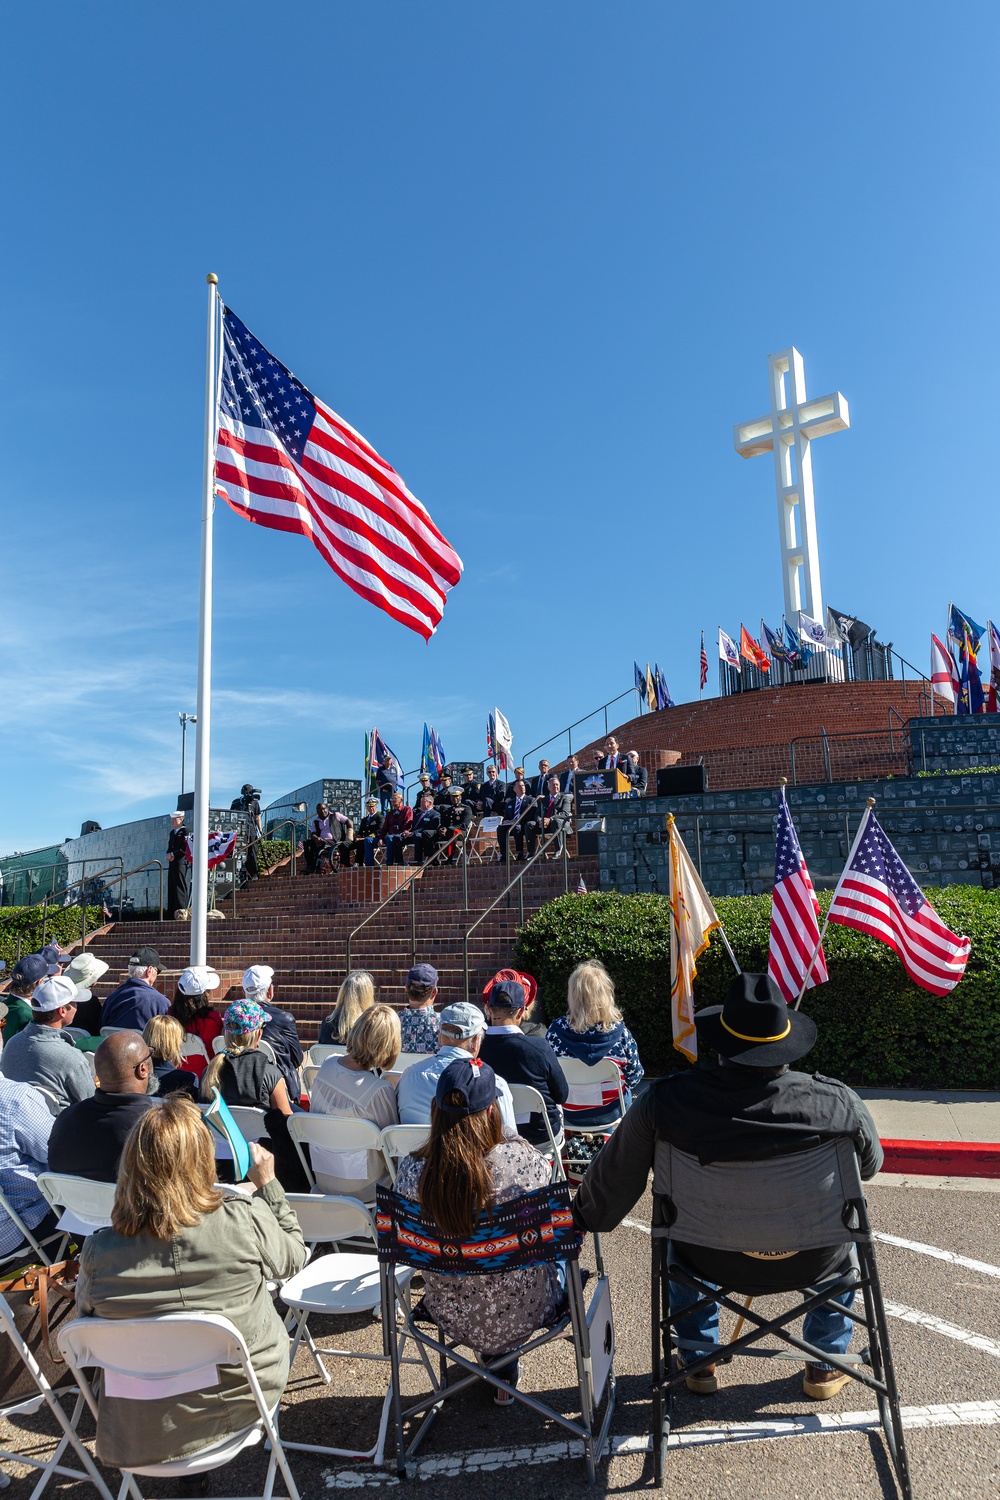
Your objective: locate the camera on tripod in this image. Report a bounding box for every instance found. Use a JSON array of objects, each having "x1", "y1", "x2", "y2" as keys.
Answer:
[{"x1": 240, "y1": 785, "x2": 262, "y2": 806}]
